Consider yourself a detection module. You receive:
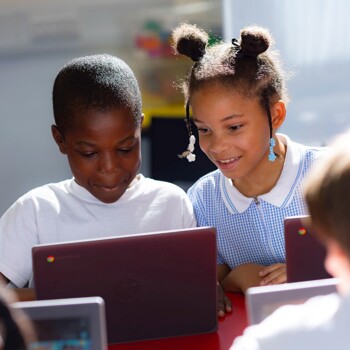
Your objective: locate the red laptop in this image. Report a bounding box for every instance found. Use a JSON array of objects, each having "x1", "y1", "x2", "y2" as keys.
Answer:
[
  {"x1": 32, "y1": 227, "x2": 218, "y2": 344},
  {"x1": 284, "y1": 215, "x2": 331, "y2": 283}
]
